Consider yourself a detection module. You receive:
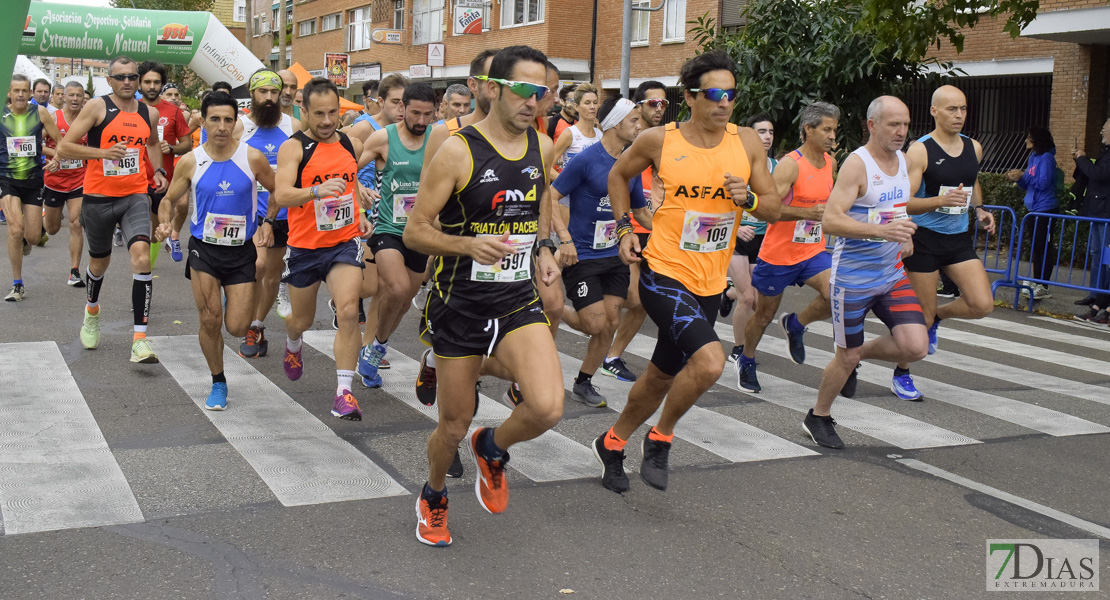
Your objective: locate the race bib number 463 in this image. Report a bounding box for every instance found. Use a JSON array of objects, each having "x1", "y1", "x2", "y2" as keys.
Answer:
[
  {"x1": 103, "y1": 148, "x2": 141, "y2": 177},
  {"x1": 680, "y1": 211, "x2": 735, "y2": 253}
]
